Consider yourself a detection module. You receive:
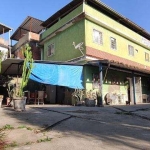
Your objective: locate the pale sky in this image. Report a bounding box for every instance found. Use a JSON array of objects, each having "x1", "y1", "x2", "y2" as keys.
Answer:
[{"x1": 1, "y1": 0, "x2": 150, "y2": 37}]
